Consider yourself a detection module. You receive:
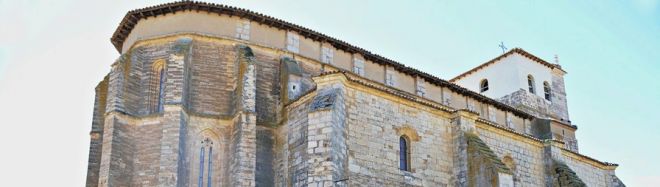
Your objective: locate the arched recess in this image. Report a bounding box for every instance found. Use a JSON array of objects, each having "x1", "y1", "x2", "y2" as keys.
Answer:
[
  {"x1": 149, "y1": 59, "x2": 166, "y2": 113},
  {"x1": 394, "y1": 126, "x2": 421, "y2": 142},
  {"x1": 502, "y1": 155, "x2": 516, "y2": 172},
  {"x1": 395, "y1": 126, "x2": 419, "y2": 172},
  {"x1": 502, "y1": 155, "x2": 520, "y2": 183},
  {"x1": 189, "y1": 129, "x2": 223, "y2": 187}
]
